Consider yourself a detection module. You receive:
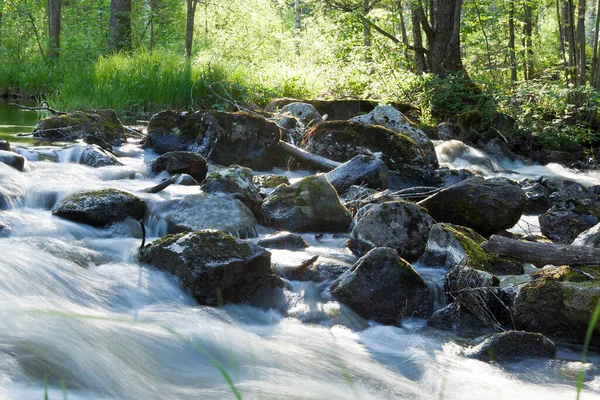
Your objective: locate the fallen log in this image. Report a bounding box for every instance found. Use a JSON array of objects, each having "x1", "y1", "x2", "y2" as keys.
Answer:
[
  {"x1": 481, "y1": 235, "x2": 600, "y2": 266},
  {"x1": 278, "y1": 141, "x2": 341, "y2": 172},
  {"x1": 143, "y1": 175, "x2": 179, "y2": 194}
]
